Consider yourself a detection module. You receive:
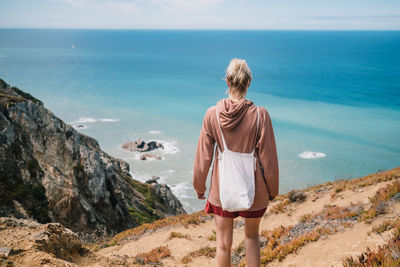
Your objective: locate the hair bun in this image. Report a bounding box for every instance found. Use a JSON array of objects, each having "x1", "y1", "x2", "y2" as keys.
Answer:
[{"x1": 225, "y1": 58, "x2": 252, "y2": 98}]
